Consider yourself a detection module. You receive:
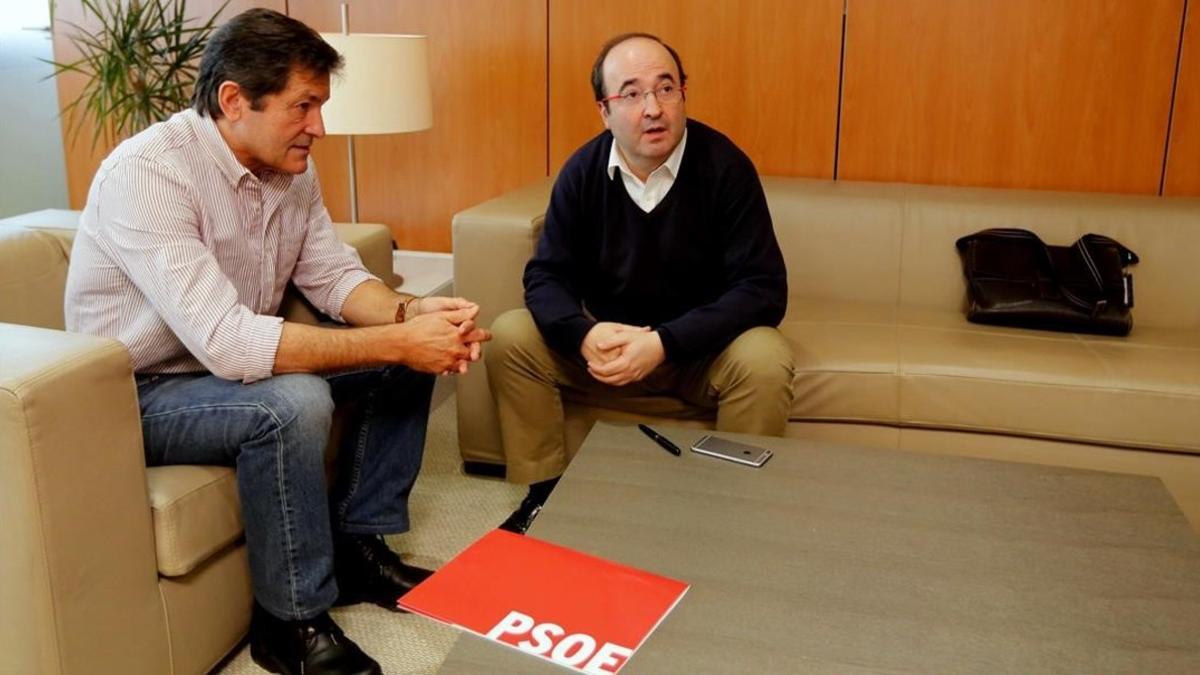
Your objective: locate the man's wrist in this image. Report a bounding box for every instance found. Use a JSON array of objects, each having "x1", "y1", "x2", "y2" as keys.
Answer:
[{"x1": 394, "y1": 295, "x2": 420, "y2": 323}]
